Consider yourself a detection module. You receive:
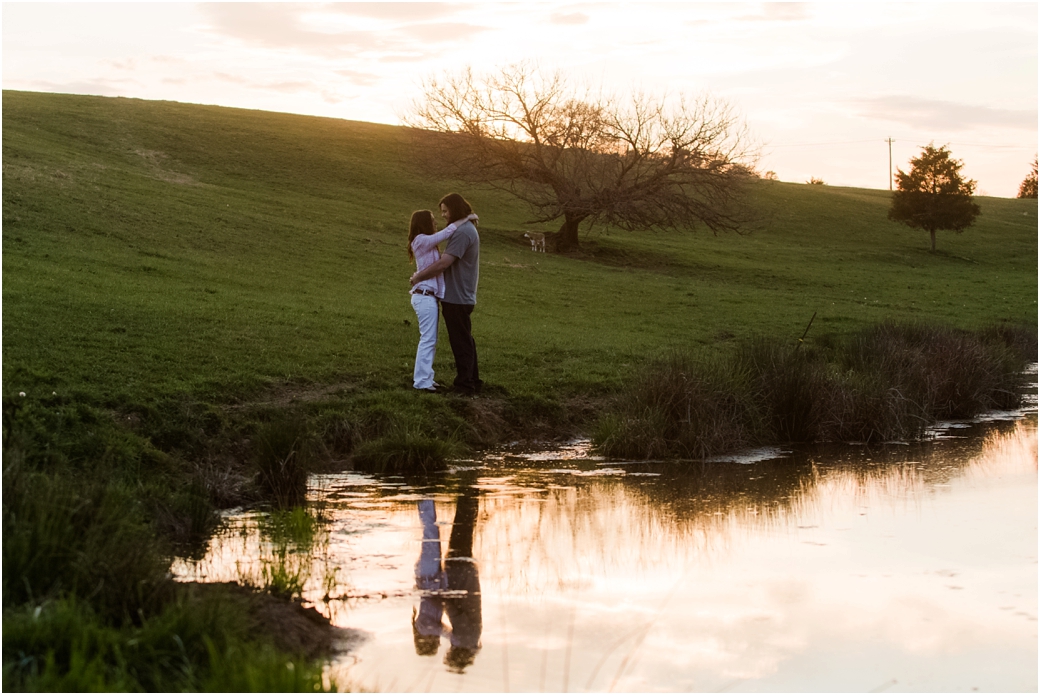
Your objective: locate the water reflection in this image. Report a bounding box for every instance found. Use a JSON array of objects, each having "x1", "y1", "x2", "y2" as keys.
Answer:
[
  {"x1": 173, "y1": 417, "x2": 1037, "y2": 692},
  {"x1": 412, "y1": 500, "x2": 444, "y2": 655},
  {"x1": 412, "y1": 484, "x2": 483, "y2": 671}
]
